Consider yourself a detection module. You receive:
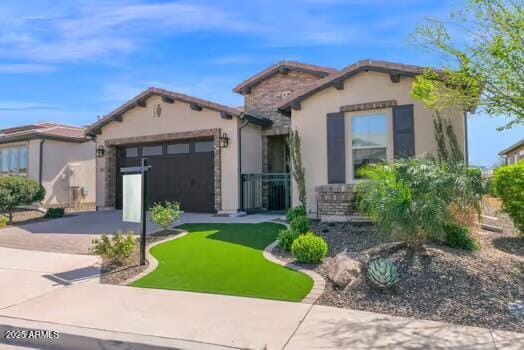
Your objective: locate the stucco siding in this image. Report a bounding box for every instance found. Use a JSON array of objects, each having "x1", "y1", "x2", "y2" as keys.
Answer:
[
  {"x1": 40, "y1": 140, "x2": 96, "y2": 206},
  {"x1": 291, "y1": 70, "x2": 465, "y2": 213},
  {"x1": 95, "y1": 95, "x2": 241, "y2": 213},
  {"x1": 1, "y1": 139, "x2": 95, "y2": 206}
]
